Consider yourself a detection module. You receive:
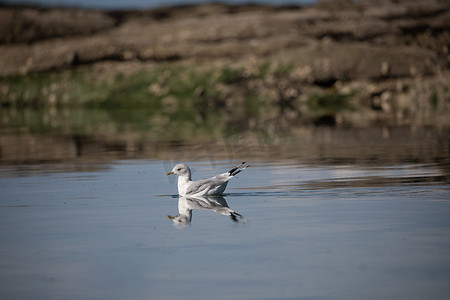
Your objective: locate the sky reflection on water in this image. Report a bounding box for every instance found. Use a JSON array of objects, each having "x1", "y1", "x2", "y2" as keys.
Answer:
[{"x1": 1, "y1": 159, "x2": 449, "y2": 299}]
